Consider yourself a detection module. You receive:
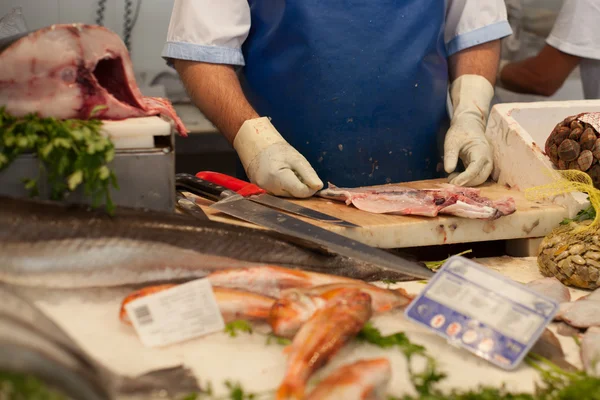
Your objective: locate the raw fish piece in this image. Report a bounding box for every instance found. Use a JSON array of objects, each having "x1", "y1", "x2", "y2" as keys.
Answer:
[
  {"x1": 0, "y1": 24, "x2": 187, "y2": 135},
  {"x1": 581, "y1": 326, "x2": 600, "y2": 377},
  {"x1": 205, "y1": 266, "x2": 363, "y2": 298},
  {"x1": 555, "y1": 299, "x2": 600, "y2": 328},
  {"x1": 579, "y1": 287, "x2": 600, "y2": 302},
  {"x1": 555, "y1": 321, "x2": 583, "y2": 338},
  {"x1": 270, "y1": 283, "x2": 413, "y2": 338},
  {"x1": 305, "y1": 358, "x2": 391, "y2": 400},
  {"x1": 525, "y1": 277, "x2": 571, "y2": 304},
  {"x1": 317, "y1": 183, "x2": 516, "y2": 220},
  {"x1": 530, "y1": 328, "x2": 577, "y2": 372},
  {"x1": 275, "y1": 289, "x2": 372, "y2": 400}
]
